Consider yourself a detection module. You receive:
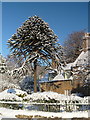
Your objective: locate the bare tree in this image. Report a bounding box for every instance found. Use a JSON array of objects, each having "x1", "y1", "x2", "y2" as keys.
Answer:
[{"x1": 64, "y1": 31, "x2": 85, "y2": 63}]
